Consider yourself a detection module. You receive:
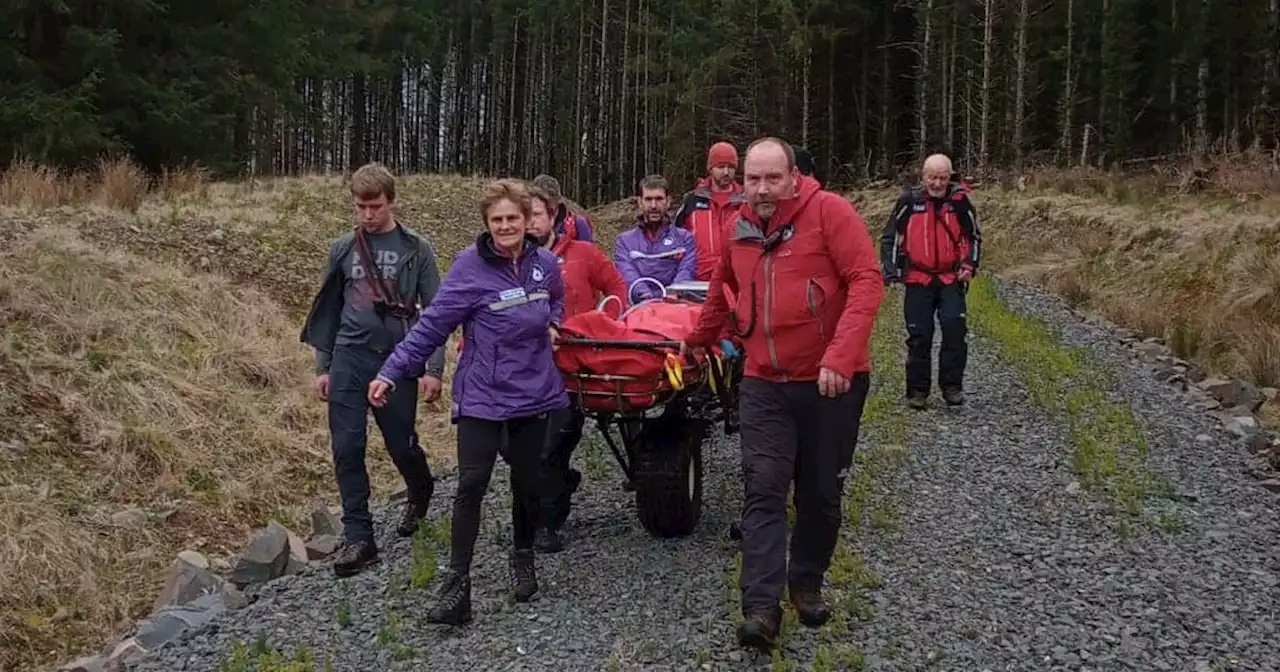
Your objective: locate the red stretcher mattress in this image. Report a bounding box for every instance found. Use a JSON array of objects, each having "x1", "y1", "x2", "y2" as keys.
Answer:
[{"x1": 554, "y1": 299, "x2": 718, "y2": 412}]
